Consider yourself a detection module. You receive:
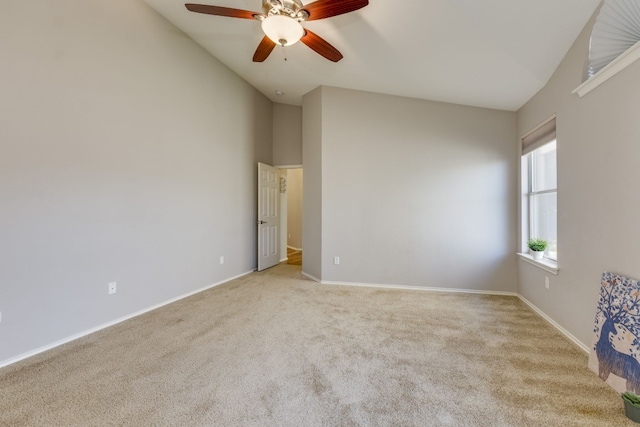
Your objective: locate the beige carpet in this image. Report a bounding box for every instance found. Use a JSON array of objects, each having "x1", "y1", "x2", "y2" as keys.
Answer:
[{"x1": 0, "y1": 264, "x2": 634, "y2": 426}]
